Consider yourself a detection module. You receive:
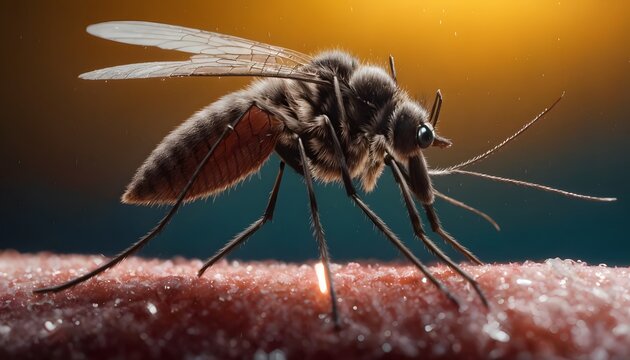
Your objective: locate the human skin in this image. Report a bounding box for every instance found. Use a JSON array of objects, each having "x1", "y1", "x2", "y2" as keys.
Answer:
[{"x1": 0, "y1": 251, "x2": 628, "y2": 359}]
